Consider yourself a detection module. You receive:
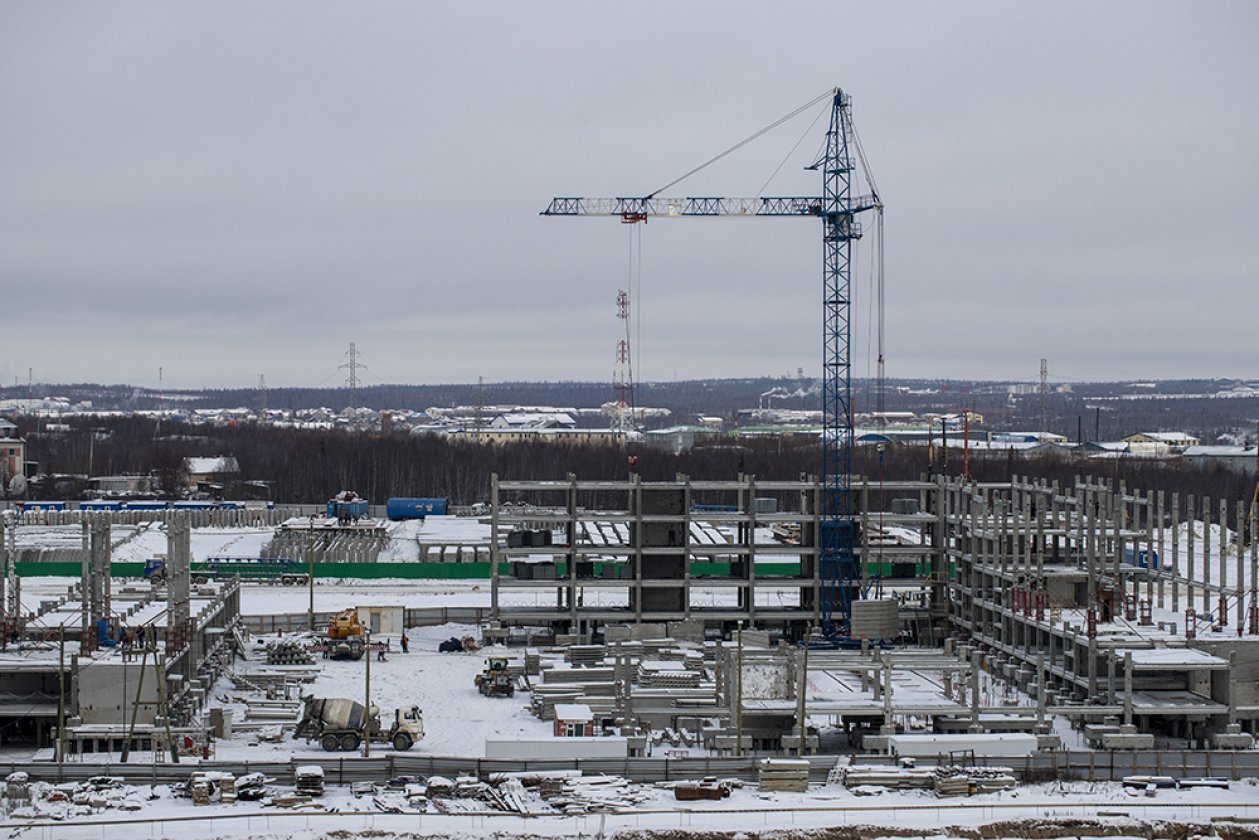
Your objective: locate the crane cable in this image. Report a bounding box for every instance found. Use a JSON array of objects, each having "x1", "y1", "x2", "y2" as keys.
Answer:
[
  {"x1": 756, "y1": 102, "x2": 829, "y2": 198},
  {"x1": 646, "y1": 88, "x2": 835, "y2": 199}
]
